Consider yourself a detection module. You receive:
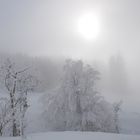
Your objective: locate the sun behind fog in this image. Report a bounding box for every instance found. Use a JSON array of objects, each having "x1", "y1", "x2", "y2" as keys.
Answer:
[{"x1": 77, "y1": 12, "x2": 100, "y2": 40}]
